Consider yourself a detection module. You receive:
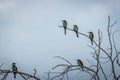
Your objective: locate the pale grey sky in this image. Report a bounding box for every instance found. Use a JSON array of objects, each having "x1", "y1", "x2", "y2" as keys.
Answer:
[{"x1": 0, "y1": 0, "x2": 120, "y2": 80}]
